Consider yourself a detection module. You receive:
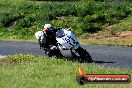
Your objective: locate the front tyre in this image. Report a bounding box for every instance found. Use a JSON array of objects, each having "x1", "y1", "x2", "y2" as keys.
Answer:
[
  {"x1": 47, "y1": 48, "x2": 63, "y2": 58},
  {"x1": 75, "y1": 47, "x2": 93, "y2": 63}
]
